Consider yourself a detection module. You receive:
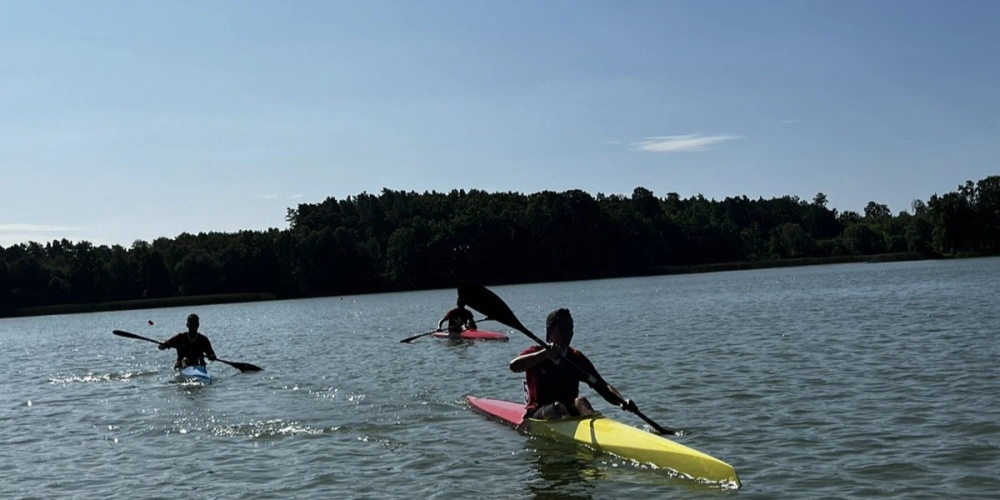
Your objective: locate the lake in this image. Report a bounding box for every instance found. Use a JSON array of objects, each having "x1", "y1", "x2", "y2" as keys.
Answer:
[{"x1": 2, "y1": 257, "x2": 998, "y2": 499}]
